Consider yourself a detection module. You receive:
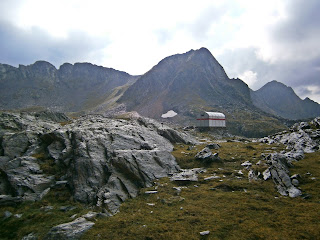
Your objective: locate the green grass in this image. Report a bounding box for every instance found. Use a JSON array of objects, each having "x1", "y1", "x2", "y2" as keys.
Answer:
[
  {"x1": 82, "y1": 141, "x2": 320, "y2": 240},
  {"x1": 0, "y1": 188, "x2": 89, "y2": 240},
  {"x1": 1, "y1": 141, "x2": 319, "y2": 239}
]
